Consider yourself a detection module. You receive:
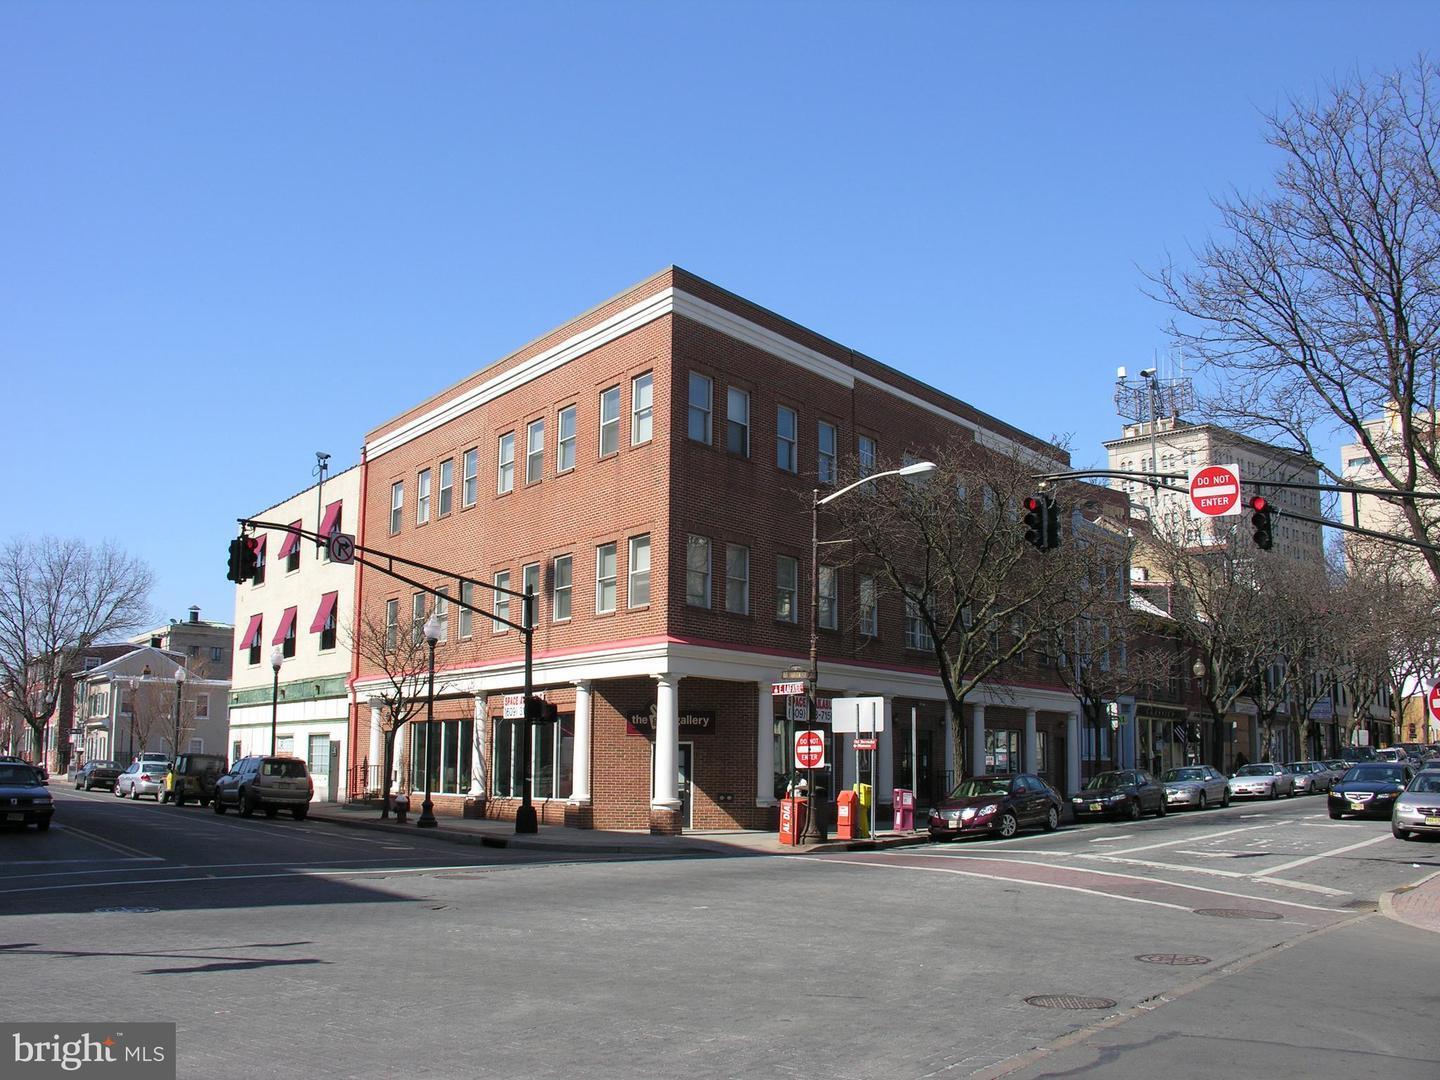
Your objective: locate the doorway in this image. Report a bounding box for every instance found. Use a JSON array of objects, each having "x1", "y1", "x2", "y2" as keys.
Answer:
[{"x1": 678, "y1": 743, "x2": 693, "y2": 829}]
